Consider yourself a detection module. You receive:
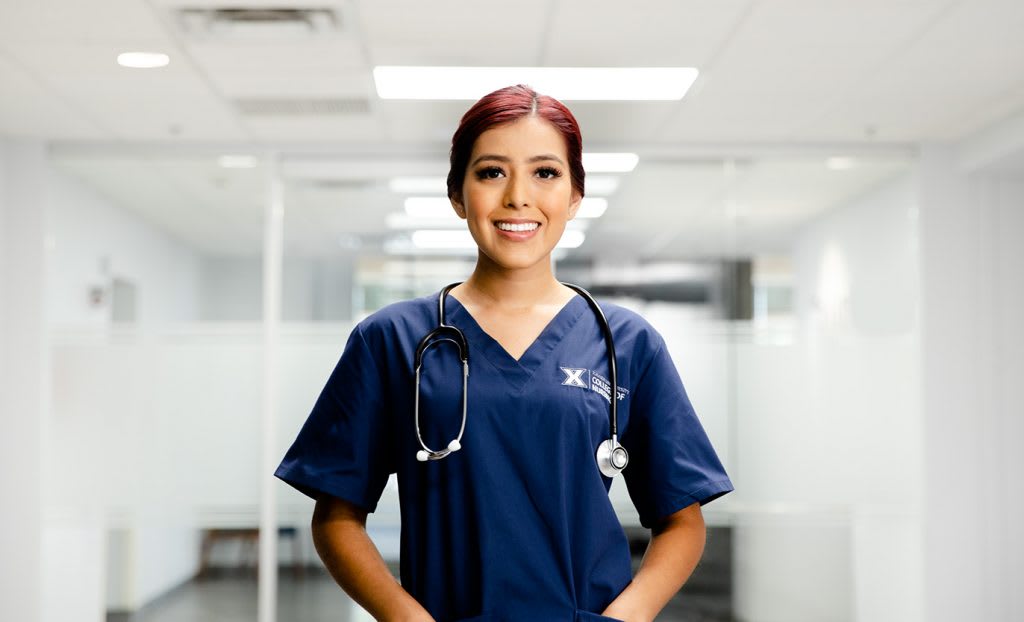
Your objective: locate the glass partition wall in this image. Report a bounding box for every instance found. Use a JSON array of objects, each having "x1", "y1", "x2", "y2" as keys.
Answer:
[
  {"x1": 44, "y1": 146, "x2": 919, "y2": 622},
  {"x1": 47, "y1": 149, "x2": 271, "y2": 621}
]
